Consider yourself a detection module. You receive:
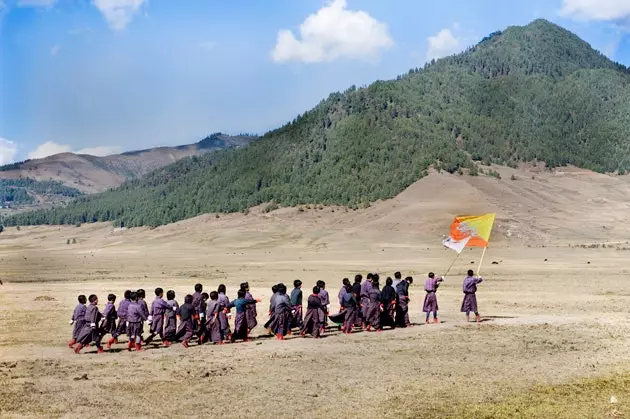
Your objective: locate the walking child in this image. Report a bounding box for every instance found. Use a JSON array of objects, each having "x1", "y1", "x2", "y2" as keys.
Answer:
[
  {"x1": 301, "y1": 286, "x2": 324, "y2": 338},
  {"x1": 145, "y1": 287, "x2": 171, "y2": 346},
  {"x1": 111, "y1": 290, "x2": 131, "y2": 346},
  {"x1": 241, "y1": 282, "x2": 258, "y2": 334},
  {"x1": 101, "y1": 294, "x2": 118, "y2": 350},
  {"x1": 126, "y1": 291, "x2": 148, "y2": 351},
  {"x1": 68, "y1": 294, "x2": 87, "y2": 349},
  {"x1": 274, "y1": 283, "x2": 292, "y2": 340},
  {"x1": 290, "y1": 280, "x2": 303, "y2": 329},
  {"x1": 217, "y1": 284, "x2": 232, "y2": 341},
  {"x1": 176, "y1": 294, "x2": 195, "y2": 348},
  {"x1": 74, "y1": 294, "x2": 103, "y2": 354},
  {"x1": 227, "y1": 289, "x2": 261, "y2": 342},
  {"x1": 205, "y1": 291, "x2": 222, "y2": 344},
  {"x1": 164, "y1": 290, "x2": 179, "y2": 342}
]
